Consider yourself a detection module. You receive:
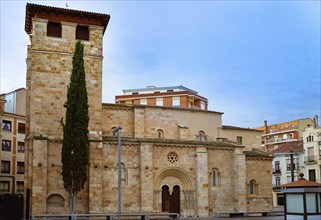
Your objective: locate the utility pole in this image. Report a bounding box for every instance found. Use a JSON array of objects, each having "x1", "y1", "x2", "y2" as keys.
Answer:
[
  {"x1": 290, "y1": 150, "x2": 294, "y2": 182},
  {"x1": 113, "y1": 127, "x2": 122, "y2": 220}
]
